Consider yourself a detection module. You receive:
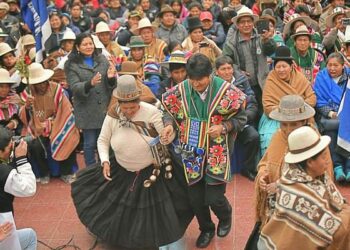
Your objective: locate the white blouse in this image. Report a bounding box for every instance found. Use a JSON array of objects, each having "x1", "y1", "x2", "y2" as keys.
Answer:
[{"x1": 97, "y1": 102, "x2": 164, "y2": 172}]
